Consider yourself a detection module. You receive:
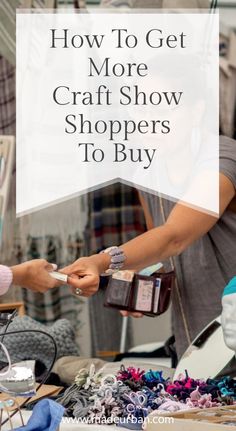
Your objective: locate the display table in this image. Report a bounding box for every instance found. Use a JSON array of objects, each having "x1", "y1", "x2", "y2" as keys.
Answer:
[
  {"x1": 1, "y1": 410, "x2": 118, "y2": 430},
  {"x1": 146, "y1": 406, "x2": 236, "y2": 431},
  {"x1": 3, "y1": 404, "x2": 236, "y2": 430}
]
